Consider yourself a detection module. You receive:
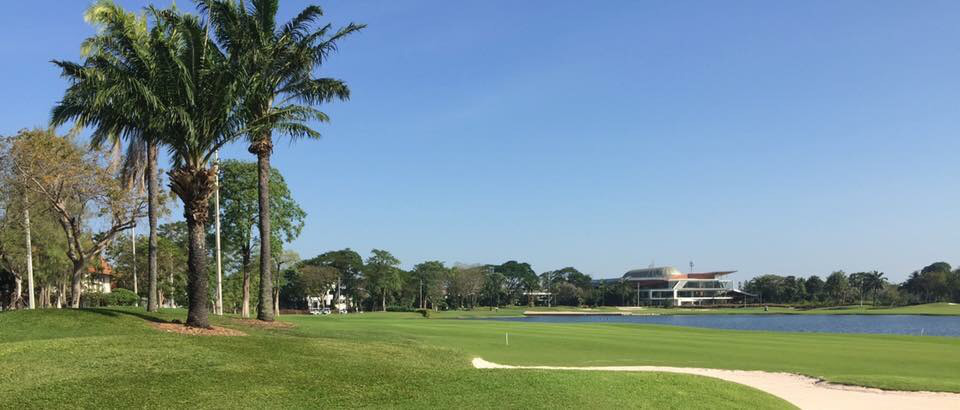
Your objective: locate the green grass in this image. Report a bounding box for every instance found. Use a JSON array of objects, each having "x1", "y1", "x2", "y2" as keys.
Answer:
[
  {"x1": 298, "y1": 311, "x2": 960, "y2": 393},
  {"x1": 4, "y1": 305, "x2": 959, "y2": 408},
  {"x1": 427, "y1": 302, "x2": 960, "y2": 318},
  {"x1": 0, "y1": 308, "x2": 794, "y2": 409}
]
